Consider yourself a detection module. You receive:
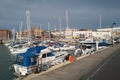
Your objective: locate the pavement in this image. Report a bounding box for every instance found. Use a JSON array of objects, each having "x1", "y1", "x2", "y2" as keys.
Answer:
[
  {"x1": 81, "y1": 44, "x2": 120, "y2": 80},
  {"x1": 23, "y1": 44, "x2": 120, "y2": 80}
]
